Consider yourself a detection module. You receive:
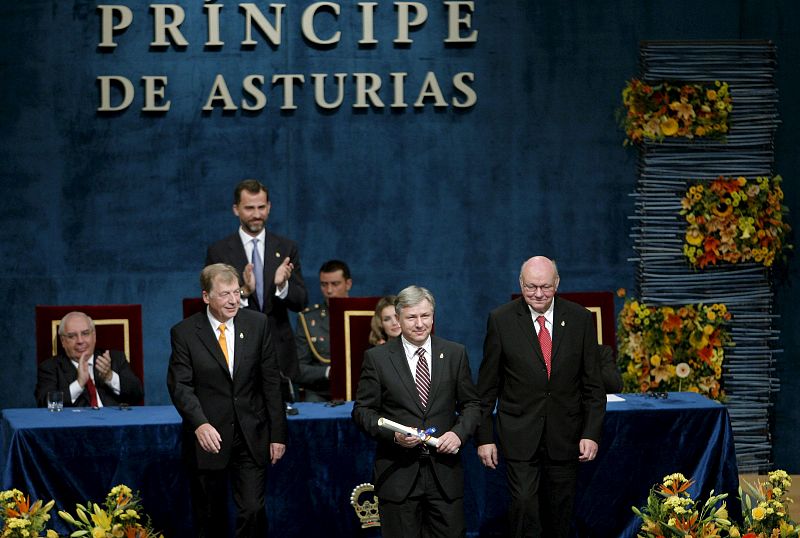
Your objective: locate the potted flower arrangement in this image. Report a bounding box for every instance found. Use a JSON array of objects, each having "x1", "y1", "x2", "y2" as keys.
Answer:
[
  {"x1": 59, "y1": 484, "x2": 162, "y2": 538},
  {"x1": 0, "y1": 488, "x2": 58, "y2": 538},
  {"x1": 617, "y1": 299, "x2": 732, "y2": 400},
  {"x1": 731, "y1": 470, "x2": 798, "y2": 537},
  {"x1": 621, "y1": 79, "x2": 733, "y2": 144},
  {"x1": 633, "y1": 472, "x2": 732, "y2": 537},
  {"x1": 681, "y1": 175, "x2": 792, "y2": 268}
]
